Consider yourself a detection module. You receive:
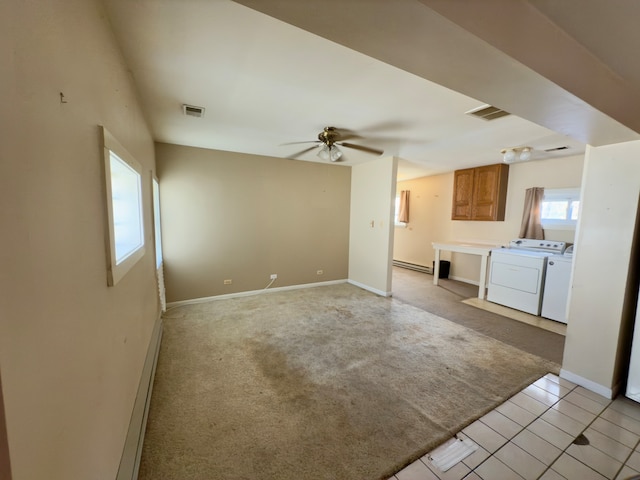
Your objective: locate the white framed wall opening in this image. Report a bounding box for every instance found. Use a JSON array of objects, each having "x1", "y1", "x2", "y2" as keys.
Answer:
[{"x1": 101, "y1": 126, "x2": 146, "y2": 286}]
